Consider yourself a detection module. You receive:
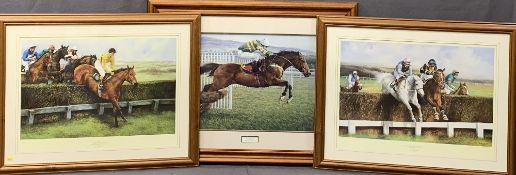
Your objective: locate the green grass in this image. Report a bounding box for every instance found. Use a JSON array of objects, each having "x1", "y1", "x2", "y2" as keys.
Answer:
[
  {"x1": 118, "y1": 61, "x2": 176, "y2": 82},
  {"x1": 341, "y1": 133, "x2": 492, "y2": 147},
  {"x1": 21, "y1": 111, "x2": 175, "y2": 139},
  {"x1": 340, "y1": 76, "x2": 493, "y2": 98},
  {"x1": 201, "y1": 77, "x2": 314, "y2": 131}
]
